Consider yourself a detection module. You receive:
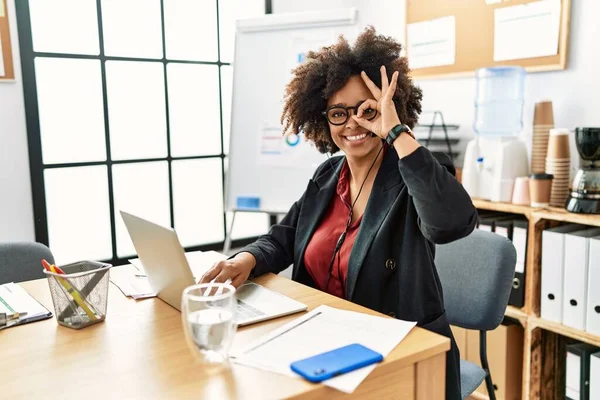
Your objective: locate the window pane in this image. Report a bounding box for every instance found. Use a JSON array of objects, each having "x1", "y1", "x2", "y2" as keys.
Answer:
[
  {"x1": 164, "y1": 0, "x2": 218, "y2": 61},
  {"x1": 112, "y1": 162, "x2": 170, "y2": 257},
  {"x1": 30, "y1": 0, "x2": 99, "y2": 55},
  {"x1": 167, "y1": 63, "x2": 221, "y2": 157},
  {"x1": 35, "y1": 58, "x2": 106, "y2": 164},
  {"x1": 220, "y1": 65, "x2": 232, "y2": 154},
  {"x1": 172, "y1": 158, "x2": 224, "y2": 247},
  {"x1": 218, "y1": 0, "x2": 264, "y2": 63},
  {"x1": 45, "y1": 166, "x2": 112, "y2": 264},
  {"x1": 106, "y1": 61, "x2": 167, "y2": 160},
  {"x1": 101, "y1": 0, "x2": 163, "y2": 58}
]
